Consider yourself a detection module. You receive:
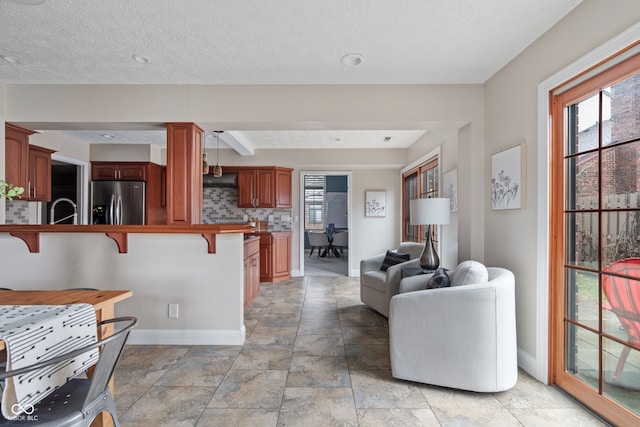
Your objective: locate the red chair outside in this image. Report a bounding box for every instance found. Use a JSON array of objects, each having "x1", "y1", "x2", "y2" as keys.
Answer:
[{"x1": 602, "y1": 258, "x2": 640, "y2": 381}]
